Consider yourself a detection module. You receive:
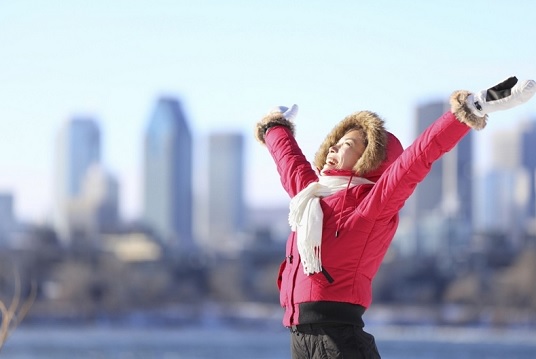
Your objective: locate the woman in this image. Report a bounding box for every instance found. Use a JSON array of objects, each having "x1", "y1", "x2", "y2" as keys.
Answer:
[{"x1": 254, "y1": 77, "x2": 535, "y2": 358}]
